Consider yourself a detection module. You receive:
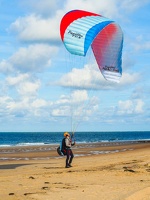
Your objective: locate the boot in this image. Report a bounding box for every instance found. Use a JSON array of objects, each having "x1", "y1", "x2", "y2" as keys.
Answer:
[{"x1": 65, "y1": 165, "x2": 70, "y2": 168}]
